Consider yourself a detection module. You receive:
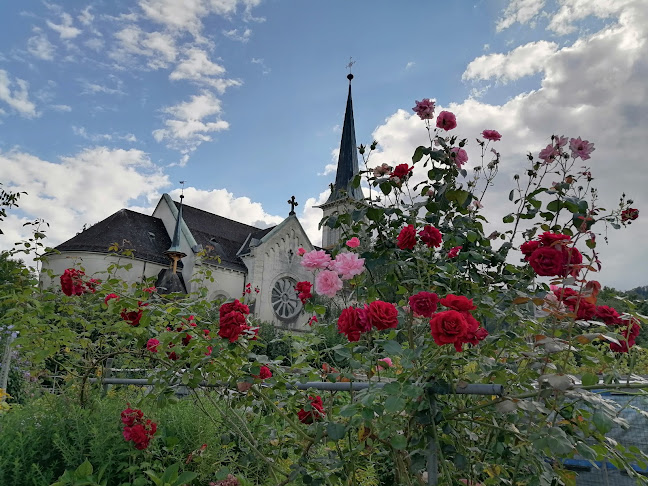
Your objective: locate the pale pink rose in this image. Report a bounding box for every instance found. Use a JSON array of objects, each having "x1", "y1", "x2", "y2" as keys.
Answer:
[
  {"x1": 412, "y1": 98, "x2": 435, "y2": 120},
  {"x1": 379, "y1": 357, "x2": 393, "y2": 367},
  {"x1": 450, "y1": 147, "x2": 468, "y2": 168},
  {"x1": 297, "y1": 247, "x2": 306, "y2": 256},
  {"x1": 539, "y1": 144, "x2": 558, "y2": 164},
  {"x1": 436, "y1": 111, "x2": 457, "y2": 131},
  {"x1": 373, "y1": 163, "x2": 392, "y2": 177},
  {"x1": 569, "y1": 137, "x2": 595, "y2": 160},
  {"x1": 331, "y1": 252, "x2": 365, "y2": 280},
  {"x1": 315, "y1": 270, "x2": 343, "y2": 298},
  {"x1": 481, "y1": 129, "x2": 501, "y2": 141},
  {"x1": 555, "y1": 135, "x2": 568, "y2": 148},
  {"x1": 346, "y1": 237, "x2": 360, "y2": 248},
  {"x1": 301, "y1": 249, "x2": 331, "y2": 270},
  {"x1": 472, "y1": 200, "x2": 483, "y2": 209}
]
